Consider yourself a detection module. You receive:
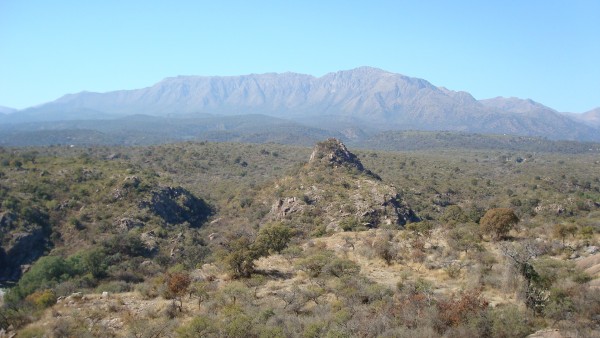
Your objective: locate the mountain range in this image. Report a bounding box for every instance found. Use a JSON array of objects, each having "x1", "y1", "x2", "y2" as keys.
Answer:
[
  {"x1": 1, "y1": 67, "x2": 599, "y2": 143},
  {"x1": 0, "y1": 106, "x2": 16, "y2": 115}
]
